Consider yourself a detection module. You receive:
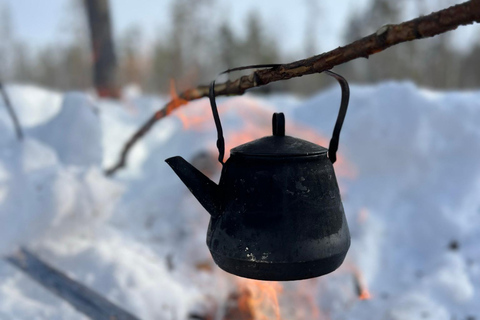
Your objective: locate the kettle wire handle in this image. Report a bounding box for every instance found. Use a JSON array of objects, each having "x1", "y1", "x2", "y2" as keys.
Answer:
[
  {"x1": 324, "y1": 70, "x2": 350, "y2": 164},
  {"x1": 209, "y1": 80, "x2": 226, "y2": 165},
  {"x1": 209, "y1": 64, "x2": 282, "y2": 165},
  {"x1": 208, "y1": 66, "x2": 350, "y2": 165}
]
